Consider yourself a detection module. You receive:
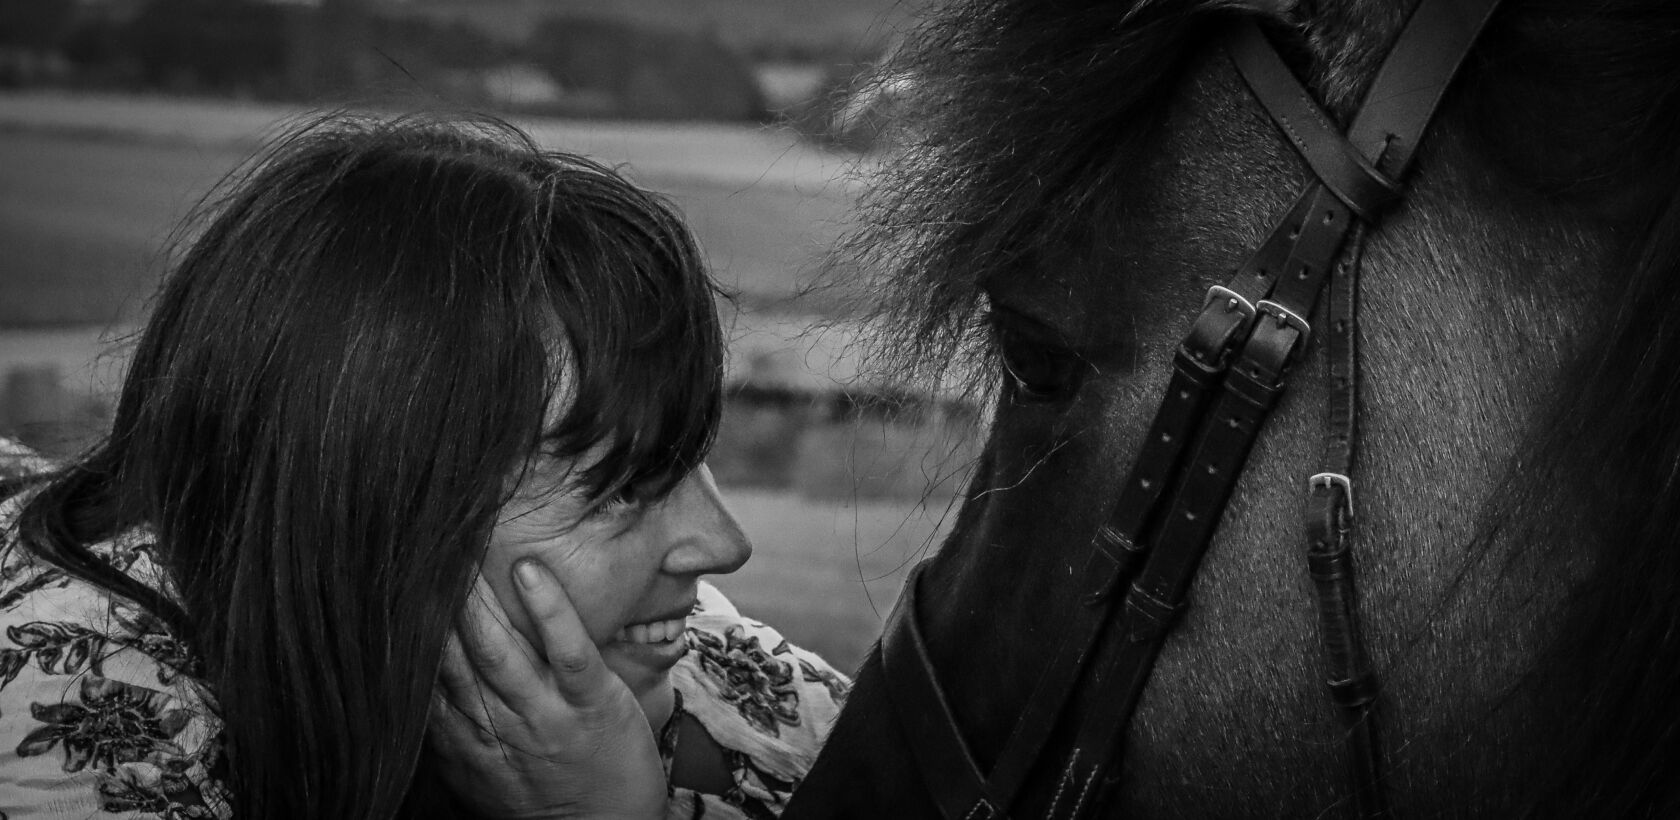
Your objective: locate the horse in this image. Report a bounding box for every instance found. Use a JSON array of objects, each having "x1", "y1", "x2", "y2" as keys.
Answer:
[{"x1": 785, "y1": 0, "x2": 1680, "y2": 816}]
